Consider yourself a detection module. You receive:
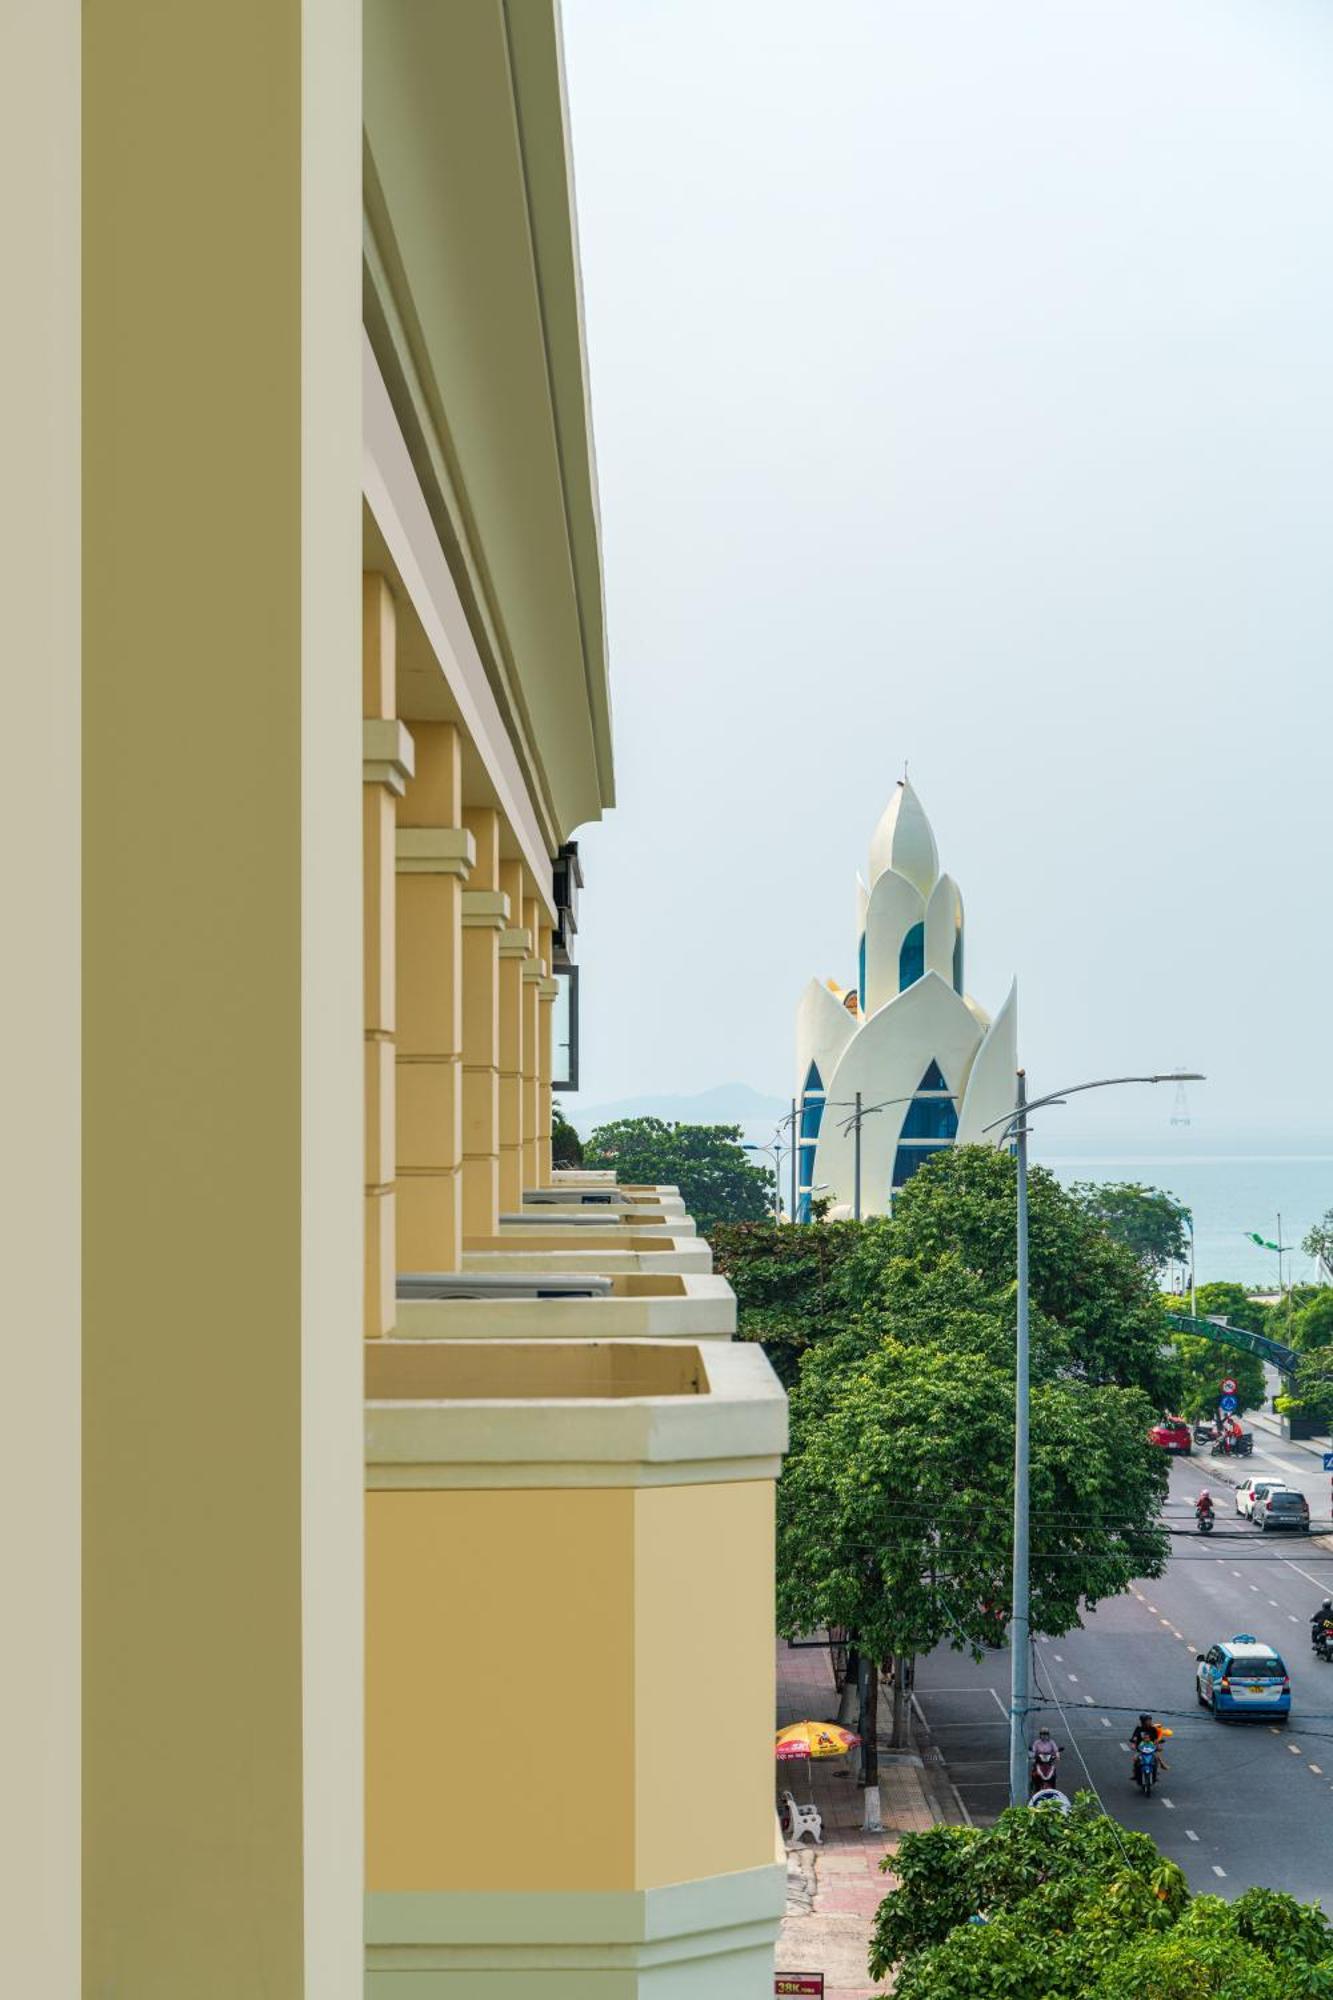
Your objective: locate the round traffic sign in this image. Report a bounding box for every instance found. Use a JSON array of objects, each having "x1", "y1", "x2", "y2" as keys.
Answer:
[
  {"x1": 1219, "y1": 1393, "x2": 1238, "y2": 1413},
  {"x1": 1221, "y1": 1378, "x2": 1238, "y2": 1397}
]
